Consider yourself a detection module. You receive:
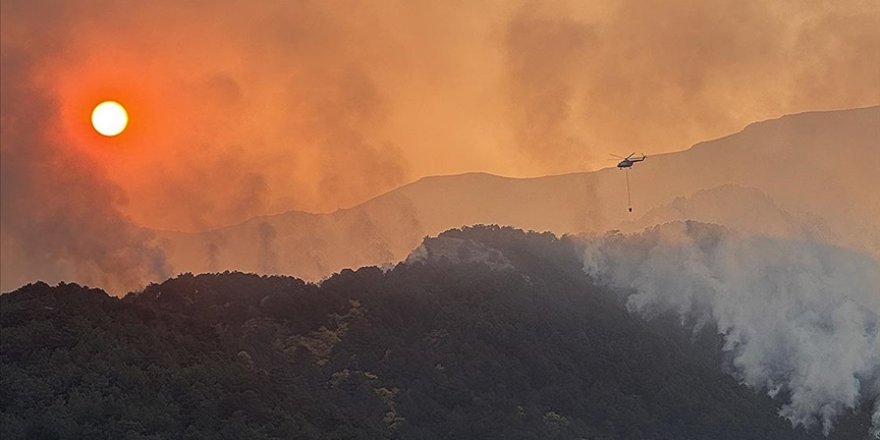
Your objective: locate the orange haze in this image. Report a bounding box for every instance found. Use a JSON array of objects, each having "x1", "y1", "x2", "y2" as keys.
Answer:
[
  {"x1": 1, "y1": 0, "x2": 879, "y2": 292},
  {"x1": 4, "y1": 0, "x2": 879, "y2": 231}
]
